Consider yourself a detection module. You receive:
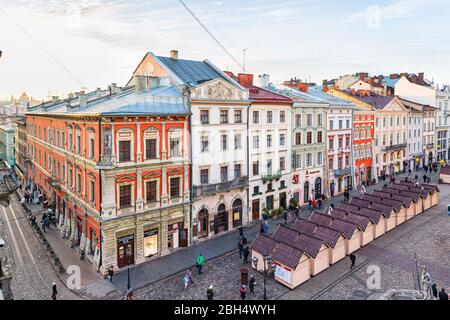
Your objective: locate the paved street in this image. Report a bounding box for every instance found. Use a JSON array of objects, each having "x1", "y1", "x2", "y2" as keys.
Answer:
[{"x1": 0, "y1": 195, "x2": 81, "y2": 300}]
